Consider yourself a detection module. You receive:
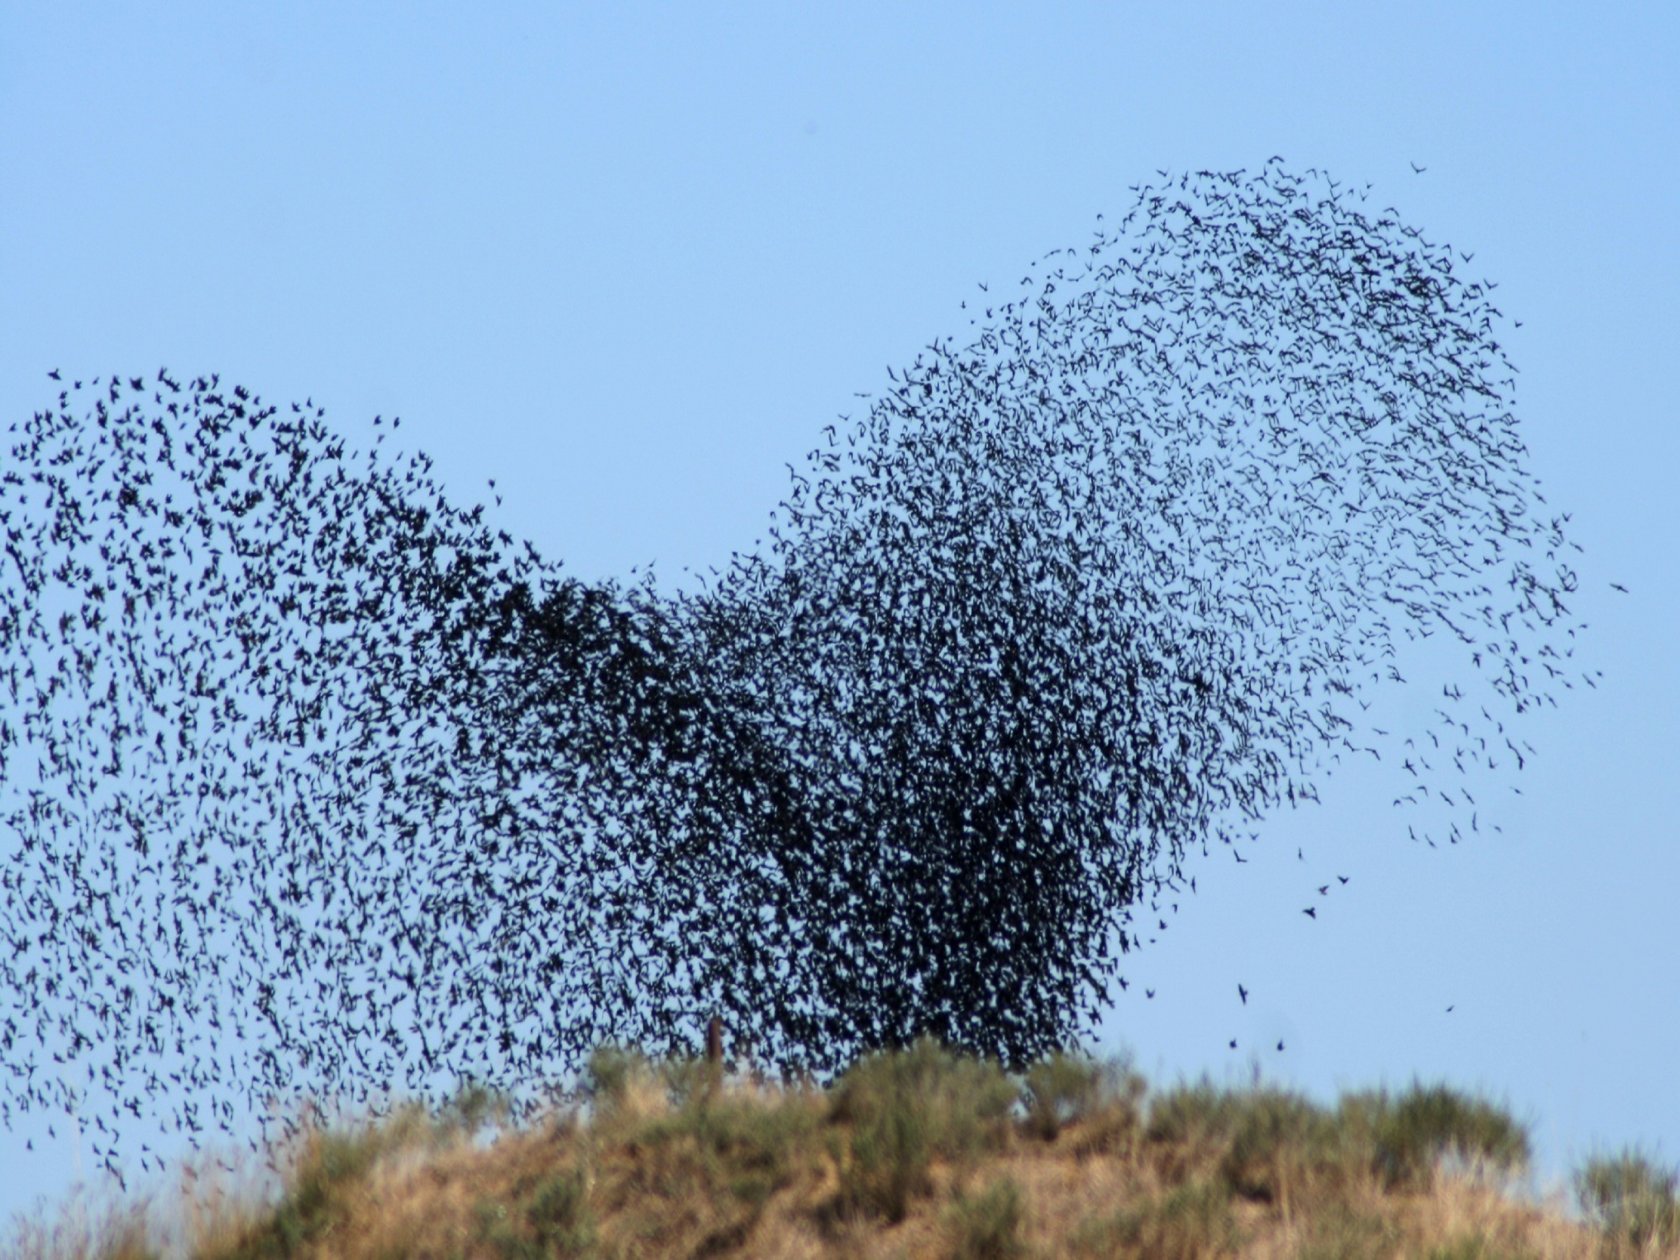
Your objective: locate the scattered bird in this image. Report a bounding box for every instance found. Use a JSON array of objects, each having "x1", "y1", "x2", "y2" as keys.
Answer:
[
  {"x1": 1303, "y1": 907, "x2": 1318, "y2": 919},
  {"x1": 1238, "y1": 983, "x2": 1248, "y2": 1005},
  {"x1": 1410, "y1": 160, "x2": 1427, "y2": 173}
]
